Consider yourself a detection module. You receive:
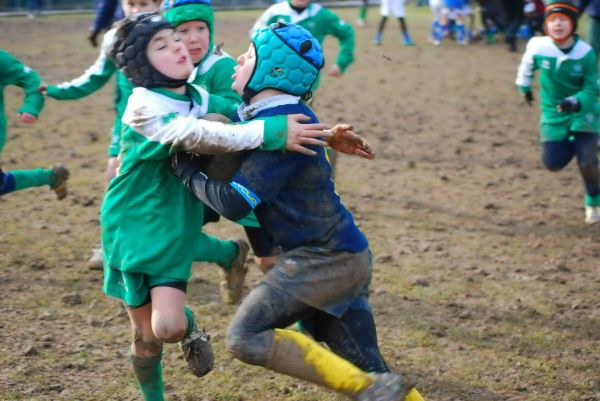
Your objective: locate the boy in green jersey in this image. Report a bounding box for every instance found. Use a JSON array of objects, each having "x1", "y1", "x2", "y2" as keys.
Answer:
[{"x1": 516, "y1": 0, "x2": 600, "y2": 224}]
